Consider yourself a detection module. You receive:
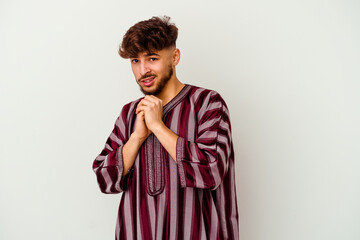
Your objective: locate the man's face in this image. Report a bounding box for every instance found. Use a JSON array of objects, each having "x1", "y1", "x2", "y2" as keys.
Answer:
[{"x1": 130, "y1": 48, "x2": 174, "y2": 96}]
